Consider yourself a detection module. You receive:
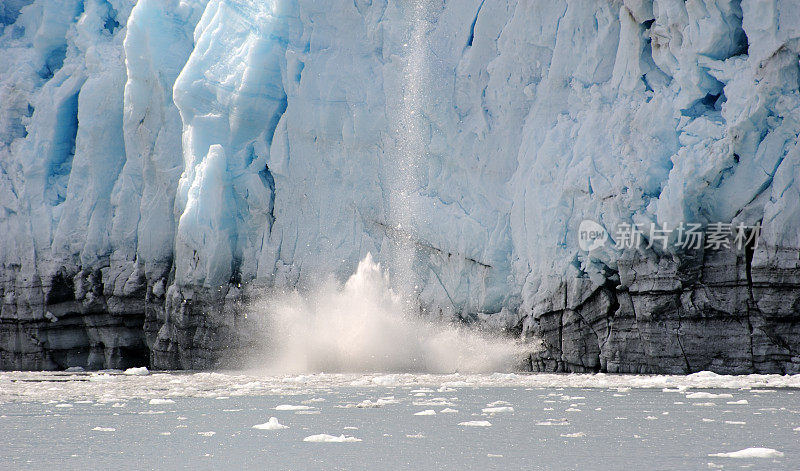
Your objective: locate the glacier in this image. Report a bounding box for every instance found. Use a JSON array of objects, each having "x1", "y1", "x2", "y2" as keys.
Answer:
[{"x1": 0, "y1": 0, "x2": 799, "y2": 373}]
